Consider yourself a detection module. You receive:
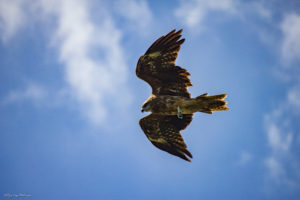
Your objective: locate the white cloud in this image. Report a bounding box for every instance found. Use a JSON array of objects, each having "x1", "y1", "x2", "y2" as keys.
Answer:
[
  {"x1": 174, "y1": 0, "x2": 275, "y2": 43},
  {"x1": 287, "y1": 84, "x2": 300, "y2": 113},
  {"x1": 0, "y1": 0, "x2": 25, "y2": 41},
  {"x1": 2, "y1": 83, "x2": 47, "y2": 104},
  {"x1": 251, "y1": 1, "x2": 272, "y2": 20},
  {"x1": 265, "y1": 117, "x2": 292, "y2": 153},
  {"x1": 0, "y1": 0, "x2": 135, "y2": 125},
  {"x1": 175, "y1": 0, "x2": 236, "y2": 29},
  {"x1": 263, "y1": 12, "x2": 300, "y2": 190},
  {"x1": 264, "y1": 13, "x2": 300, "y2": 190},
  {"x1": 281, "y1": 13, "x2": 300, "y2": 63},
  {"x1": 264, "y1": 107, "x2": 300, "y2": 191},
  {"x1": 265, "y1": 157, "x2": 285, "y2": 184},
  {"x1": 36, "y1": 0, "x2": 132, "y2": 124}
]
